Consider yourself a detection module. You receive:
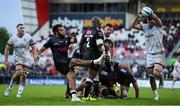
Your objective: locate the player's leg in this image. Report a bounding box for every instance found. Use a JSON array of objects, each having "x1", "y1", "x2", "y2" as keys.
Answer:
[
  {"x1": 4, "y1": 65, "x2": 22, "y2": 96},
  {"x1": 16, "y1": 74, "x2": 26, "y2": 97},
  {"x1": 64, "y1": 81, "x2": 70, "y2": 98},
  {"x1": 93, "y1": 75, "x2": 100, "y2": 97},
  {"x1": 82, "y1": 68, "x2": 97, "y2": 100},
  {"x1": 70, "y1": 54, "x2": 104, "y2": 67},
  {"x1": 158, "y1": 72, "x2": 164, "y2": 88},
  {"x1": 147, "y1": 67, "x2": 159, "y2": 101},
  {"x1": 76, "y1": 77, "x2": 87, "y2": 97},
  {"x1": 150, "y1": 76, "x2": 159, "y2": 100},
  {"x1": 66, "y1": 70, "x2": 84, "y2": 102},
  {"x1": 171, "y1": 76, "x2": 177, "y2": 90},
  {"x1": 64, "y1": 66, "x2": 79, "y2": 98},
  {"x1": 16, "y1": 66, "x2": 31, "y2": 97}
]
